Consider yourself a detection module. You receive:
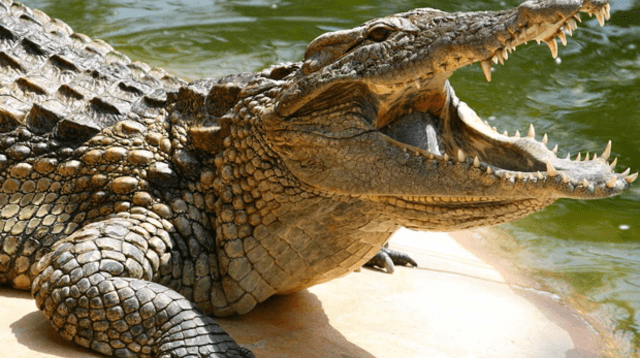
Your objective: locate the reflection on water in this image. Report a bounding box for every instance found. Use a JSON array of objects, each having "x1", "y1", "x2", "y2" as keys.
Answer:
[{"x1": 20, "y1": 0, "x2": 640, "y2": 354}]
